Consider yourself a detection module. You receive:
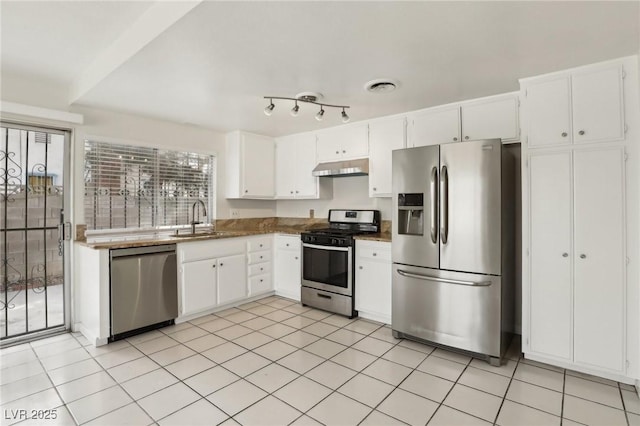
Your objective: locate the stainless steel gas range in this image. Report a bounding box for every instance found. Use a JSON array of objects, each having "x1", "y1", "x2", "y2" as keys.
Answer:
[{"x1": 300, "y1": 209, "x2": 380, "y2": 318}]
